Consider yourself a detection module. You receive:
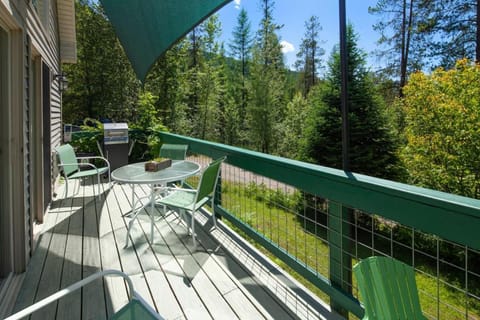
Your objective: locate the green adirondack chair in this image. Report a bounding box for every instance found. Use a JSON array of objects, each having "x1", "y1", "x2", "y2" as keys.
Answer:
[
  {"x1": 6, "y1": 270, "x2": 162, "y2": 320},
  {"x1": 155, "y1": 156, "x2": 226, "y2": 249},
  {"x1": 353, "y1": 256, "x2": 427, "y2": 320}
]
